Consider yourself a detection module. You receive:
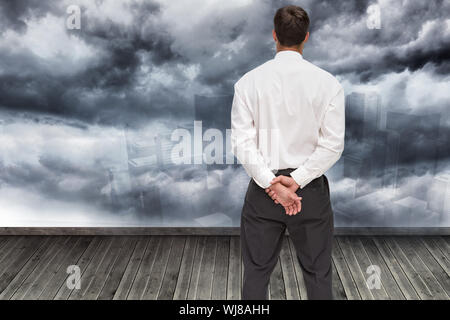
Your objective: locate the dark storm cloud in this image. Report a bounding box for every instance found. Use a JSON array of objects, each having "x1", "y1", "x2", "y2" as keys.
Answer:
[
  {"x1": 303, "y1": 0, "x2": 450, "y2": 81},
  {"x1": 75, "y1": 1, "x2": 183, "y2": 85},
  {"x1": 0, "y1": 0, "x2": 190, "y2": 126},
  {"x1": 0, "y1": 0, "x2": 449, "y2": 125},
  {"x1": 0, "y1": 0, "x2": 60, "y2": 32},
  {"x1": 0, "y1": 155, "x2": 108, "y2": 205},
  {"x1": 329, "y1": 29, "x2": 450, "y2": 82}
]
